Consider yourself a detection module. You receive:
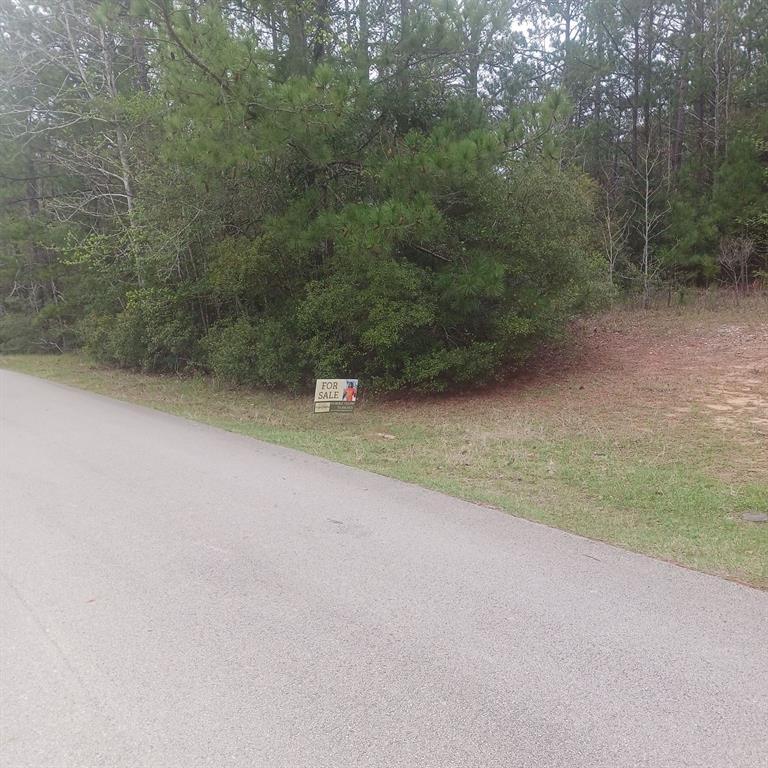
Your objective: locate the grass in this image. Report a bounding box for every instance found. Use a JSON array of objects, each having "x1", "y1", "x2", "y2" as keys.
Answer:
[{"x1": 2, "y1": 300, "x2": 767, "y2": 588}]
